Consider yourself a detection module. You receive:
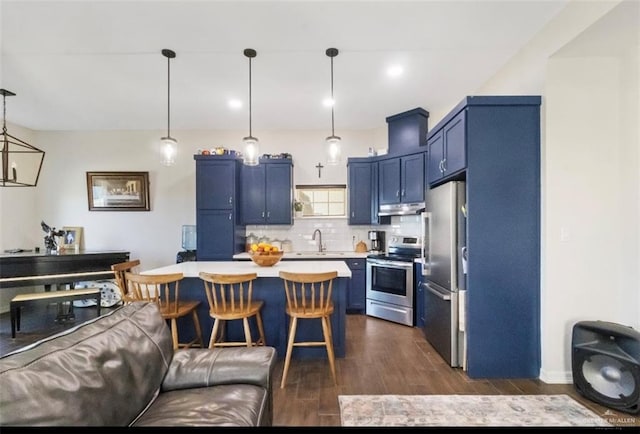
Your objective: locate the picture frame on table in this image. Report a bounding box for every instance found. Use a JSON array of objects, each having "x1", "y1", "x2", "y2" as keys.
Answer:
[
  {"x1": 61, "y1": 226, "x2": 83, "y2": 251},
  {"x1": 86, "y1": 171, "x2": 150, "y2": 211}
]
